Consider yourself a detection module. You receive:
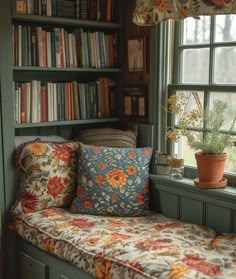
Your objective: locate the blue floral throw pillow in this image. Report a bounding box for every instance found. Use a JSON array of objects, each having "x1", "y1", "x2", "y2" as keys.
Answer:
[{"x1": 70, "y1": 143, "x2": 152, "y2": 216}]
